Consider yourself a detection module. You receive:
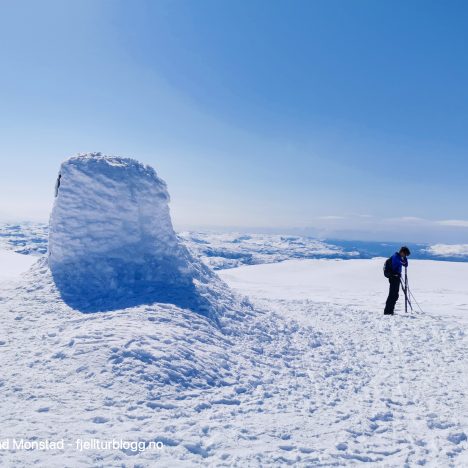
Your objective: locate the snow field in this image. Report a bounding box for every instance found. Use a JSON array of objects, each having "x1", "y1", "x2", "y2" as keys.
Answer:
[
  {"x1": 0, "y1": 256, "x2": 466, "y2": 466},
  {"x1": 0, "y1": 250, "x2": 36, "y2": 283}
]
